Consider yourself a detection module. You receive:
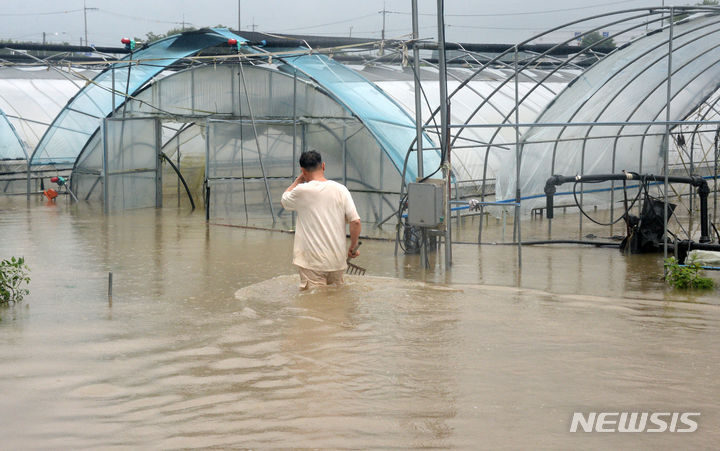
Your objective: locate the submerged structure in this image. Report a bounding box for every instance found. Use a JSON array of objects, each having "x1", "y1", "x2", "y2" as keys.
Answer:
[{"x1": 1, "y1": 6, "x2": 720, "y2": 262}]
